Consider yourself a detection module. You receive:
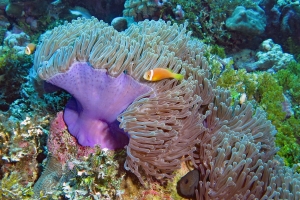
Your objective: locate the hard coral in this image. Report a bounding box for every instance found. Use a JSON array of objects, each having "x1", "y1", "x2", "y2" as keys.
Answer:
[
  {"x1": 47, "y1": 111, "x2": 95, "y2": 164},
  {"x1": 225, "y1": 6, "x2": 267, "y2": 35},
  {"x1": 0, "y1": 111, "x2": 49, "y2": 199},
  {"x1": 123, "y1": 0, "x2": 170, "y2": 20}
]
